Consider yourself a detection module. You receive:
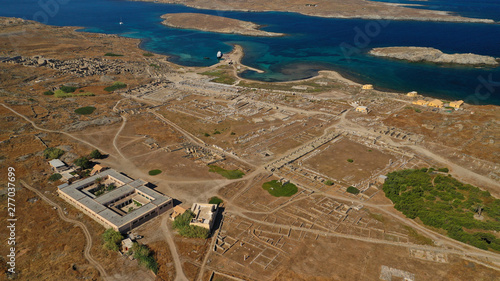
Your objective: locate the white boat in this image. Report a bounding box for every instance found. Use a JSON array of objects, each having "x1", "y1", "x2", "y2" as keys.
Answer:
[
  {"x1": 119, "y1": 18, "x2": 123, "y2": 25},
  {"x1": 217, "y1": 51, "x2": 222, "y2": 59}
]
